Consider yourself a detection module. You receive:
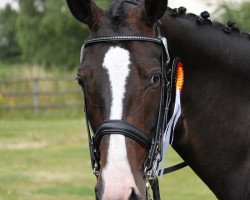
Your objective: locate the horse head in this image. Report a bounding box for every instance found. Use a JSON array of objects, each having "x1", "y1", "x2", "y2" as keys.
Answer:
[{"x1": 66, "y1": 0, "x2": 168, "y2": 199}]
